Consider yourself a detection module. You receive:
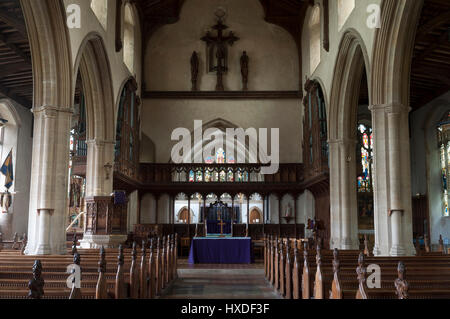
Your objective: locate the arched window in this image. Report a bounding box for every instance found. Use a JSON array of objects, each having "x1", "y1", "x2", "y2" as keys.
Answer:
[
  {"x1": 309, "y1": 5, "x2": 321, "y2": 74},
  {"x1": 337, "y1": 0, "x2": 355, "y2": 30},
  {"x1": 303, "y1": 79, "x2": 328, "y2": 178},
  {"x1": 437, "y1": 111, "x2": 450, "y2": 217},
  {"x1": 123, "y1": 3, "x2": 135, "y2": 73},
  {"x1": 115, "y1": 79, "x2": 140, "y2": 179},
  {"x1": 357, "y1": 124, "x2": 373, "y2": 193},
  {"x1": 91, "y1": 0, "x2": 108, "y2": 30}
]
